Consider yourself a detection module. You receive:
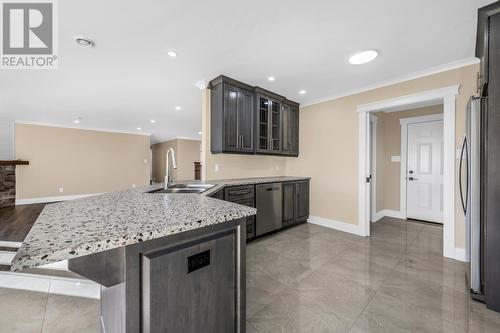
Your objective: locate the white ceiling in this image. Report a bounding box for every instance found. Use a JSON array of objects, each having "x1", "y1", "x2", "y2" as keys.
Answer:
[{"x1": 0, "y1": 0, "x2": 492, "y2": 143}]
